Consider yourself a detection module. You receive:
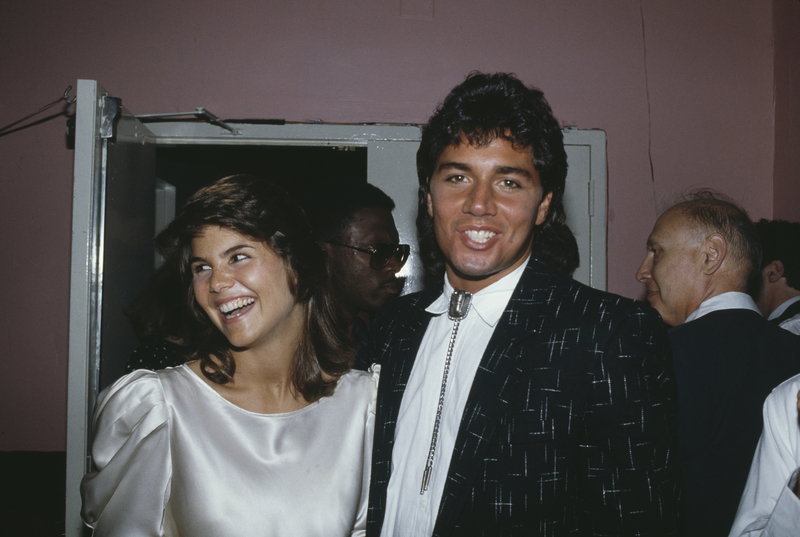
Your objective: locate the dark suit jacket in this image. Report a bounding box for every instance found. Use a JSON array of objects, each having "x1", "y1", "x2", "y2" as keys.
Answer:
[
  {"x1": 367, "y1": 256, "x2": 684, "y2": 536},
  {"x1": 668, "y1": 308, "x2": 800, "y2": 537}
]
